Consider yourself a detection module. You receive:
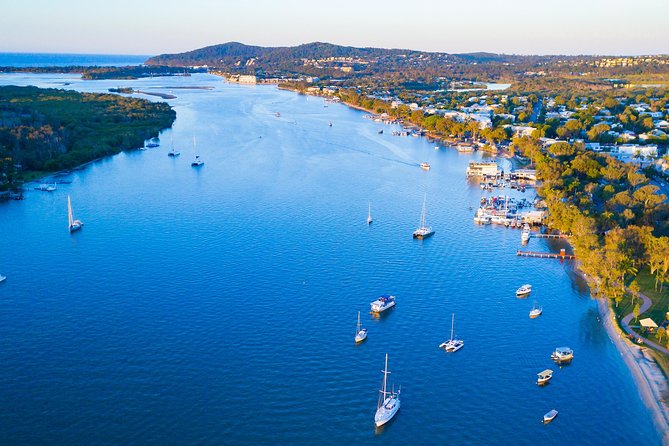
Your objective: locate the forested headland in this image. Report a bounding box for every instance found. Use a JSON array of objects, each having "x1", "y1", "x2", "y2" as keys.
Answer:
[{"x1": 0, "y1": 86, "x2": 175, "y2": 189}]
